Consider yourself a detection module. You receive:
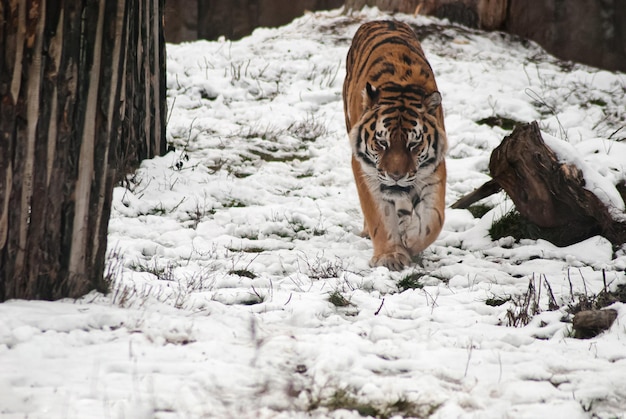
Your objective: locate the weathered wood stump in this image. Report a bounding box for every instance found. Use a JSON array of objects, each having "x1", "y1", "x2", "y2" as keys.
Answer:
[{"x1": 452, "y1": 122, "x2": 626, "y2": 246}]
